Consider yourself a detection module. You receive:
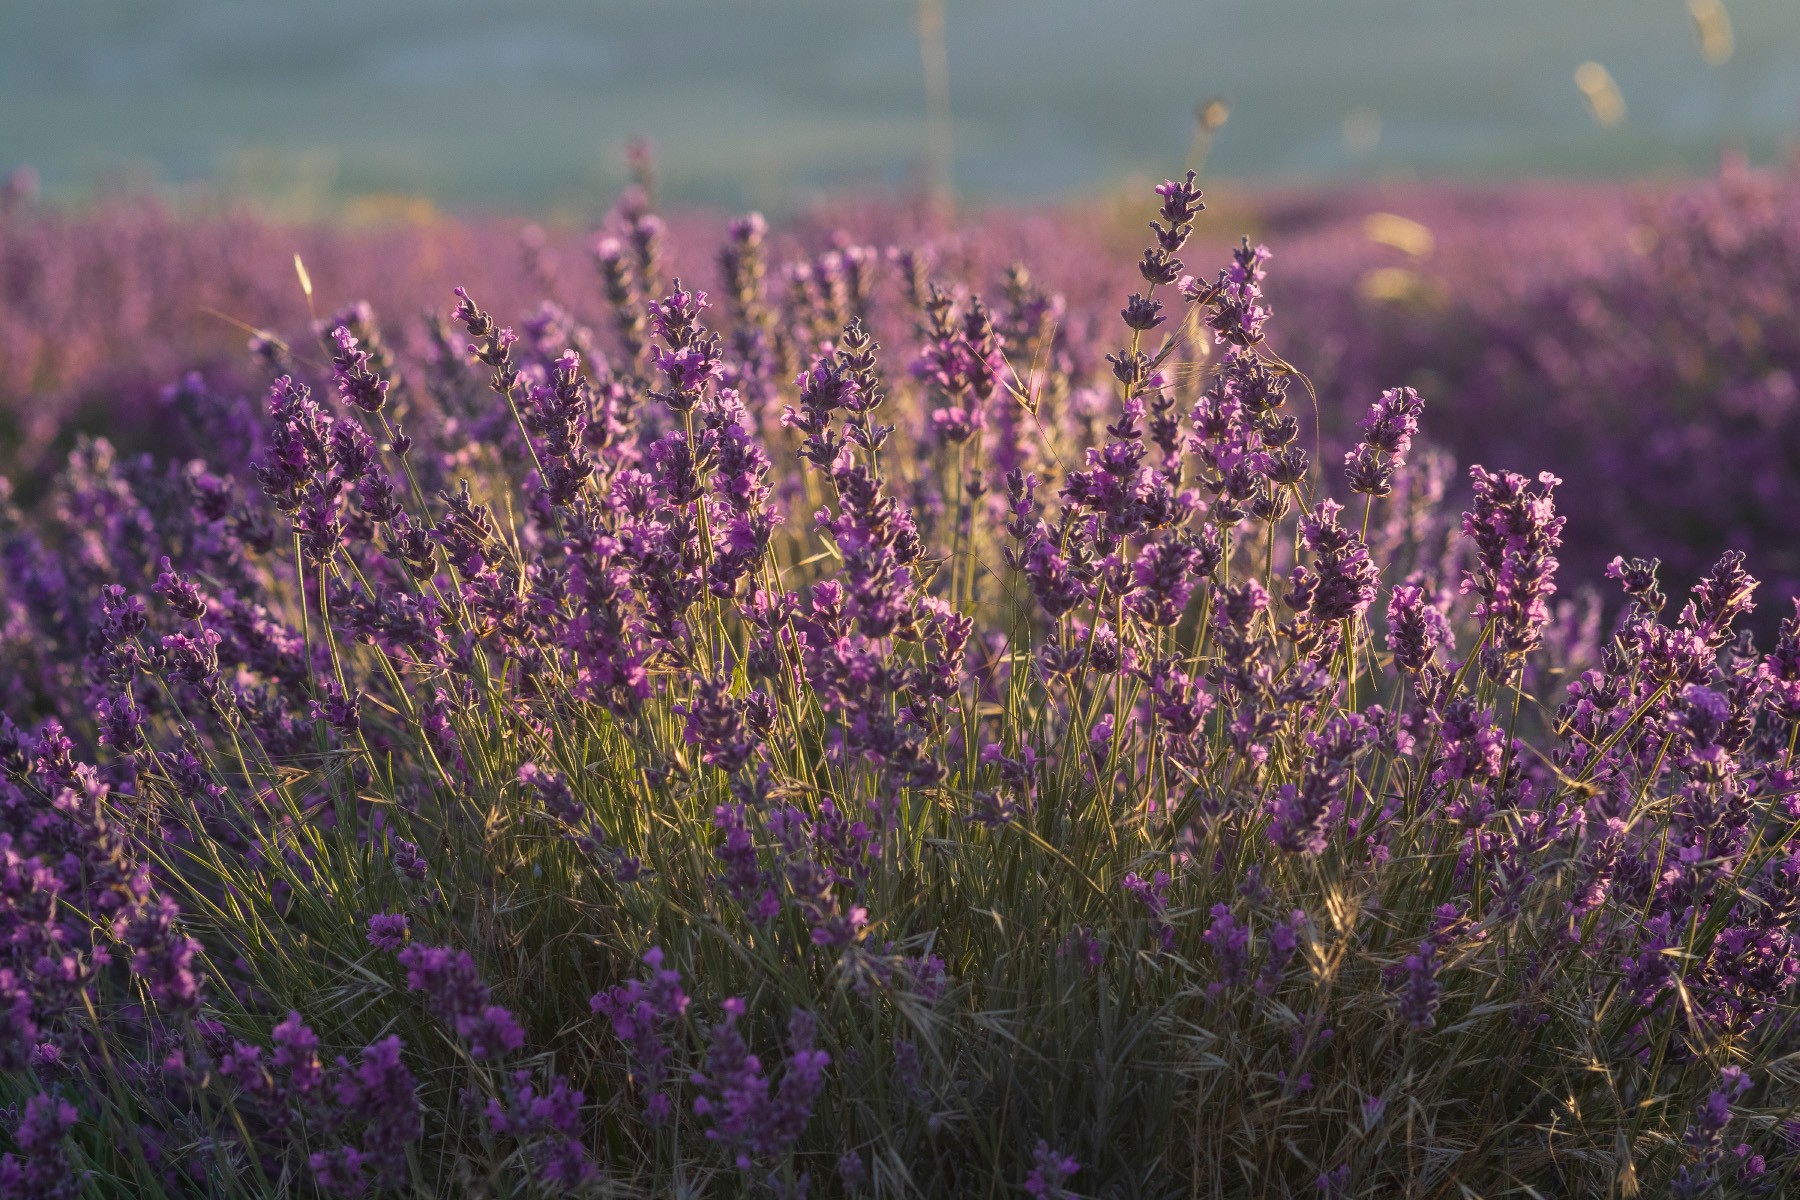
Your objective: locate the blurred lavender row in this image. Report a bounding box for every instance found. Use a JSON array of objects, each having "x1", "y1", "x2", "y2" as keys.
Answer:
[{"x1": 7, "y1": 162, "x2": 1796, "y2": 618}]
